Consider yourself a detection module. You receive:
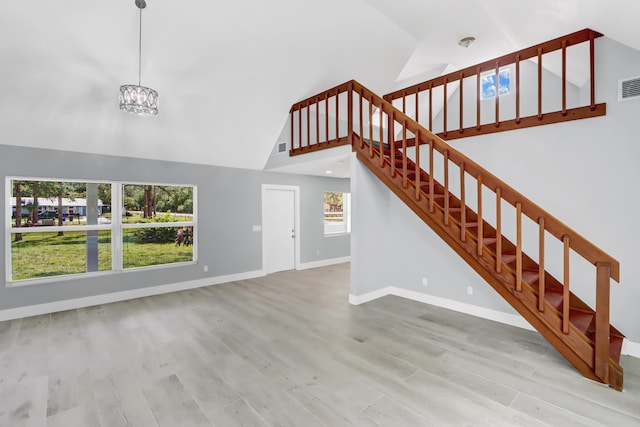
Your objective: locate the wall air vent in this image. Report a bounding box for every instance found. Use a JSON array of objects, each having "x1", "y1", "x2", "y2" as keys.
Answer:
[
  {"x1": 619, "y1": 76, "x2": 640, "y2": 101},
  {"x1": 278, "y1": 142, "x2": 287, "y2": 153}
]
